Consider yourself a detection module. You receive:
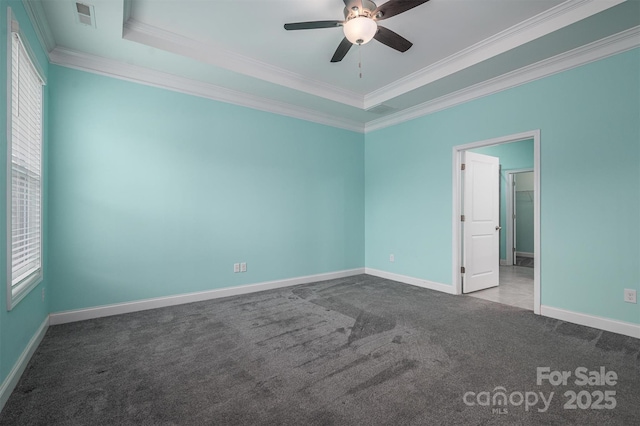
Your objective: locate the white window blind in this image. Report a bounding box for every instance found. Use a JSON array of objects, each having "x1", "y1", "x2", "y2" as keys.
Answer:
[{"x1": 9, "y1": 31, "x2": 44, "y2": 297}]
